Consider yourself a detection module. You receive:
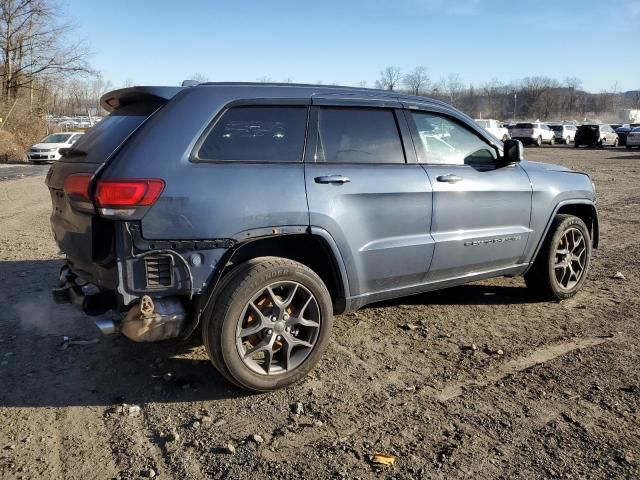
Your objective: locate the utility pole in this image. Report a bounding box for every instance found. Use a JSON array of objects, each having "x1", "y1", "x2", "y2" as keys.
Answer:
[{"x1": 513, "y1": 91, "x2": 518, "y2": 121}]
